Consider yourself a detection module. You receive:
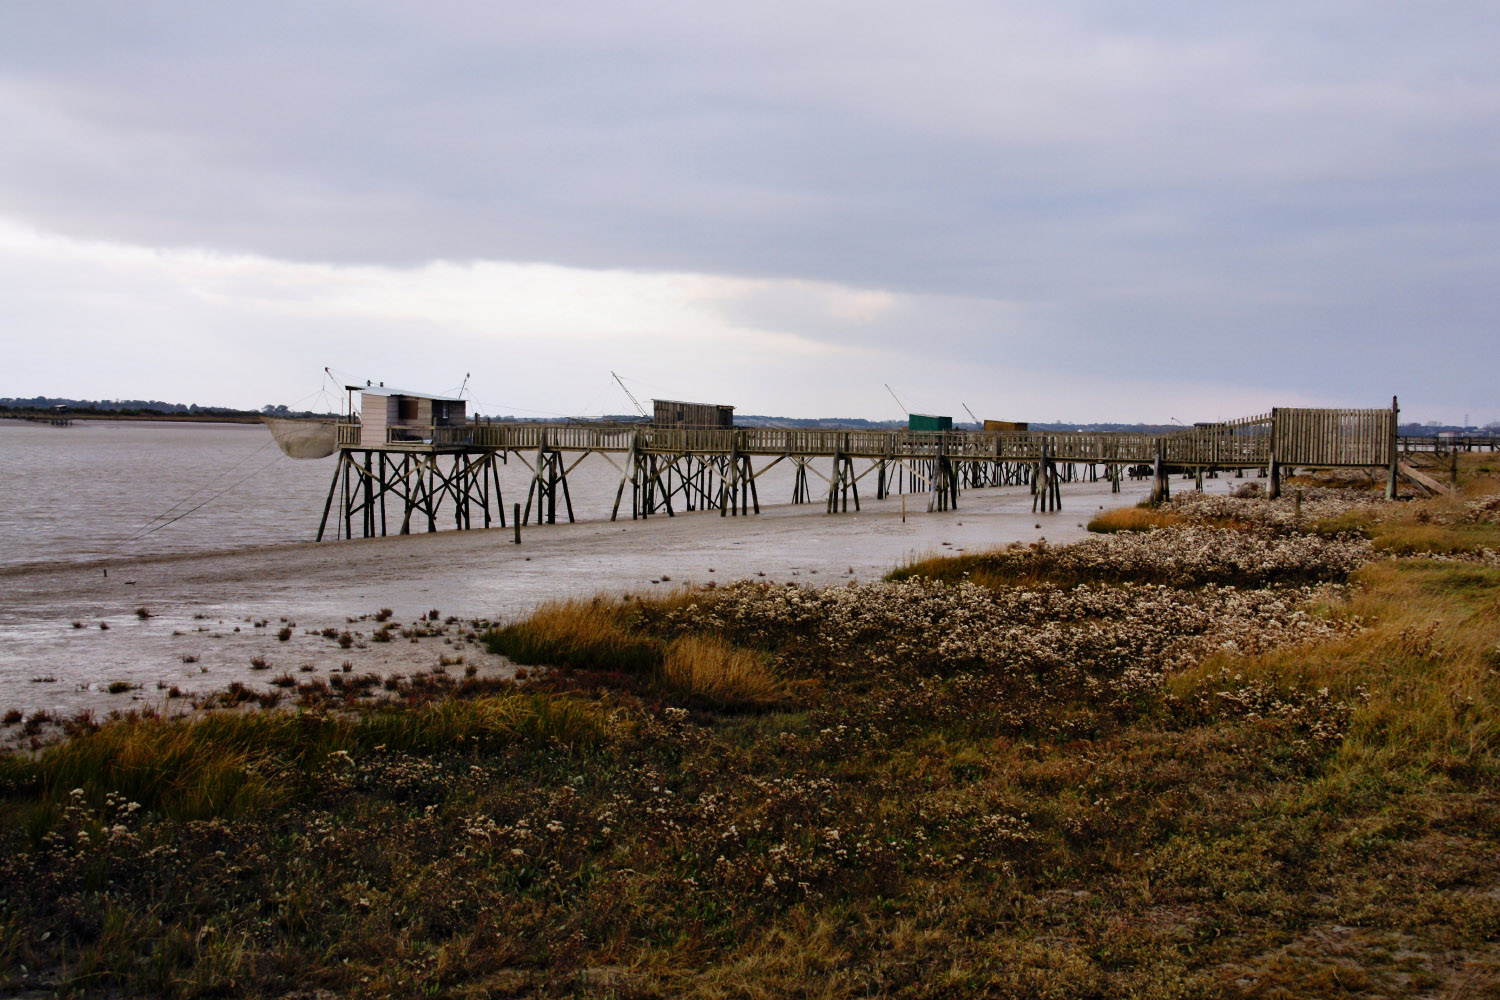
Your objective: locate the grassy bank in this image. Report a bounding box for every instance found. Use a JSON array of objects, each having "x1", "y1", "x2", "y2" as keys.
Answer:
[{"x1": 2, "y1": 458, "x2": 1497, "y2": 997}]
